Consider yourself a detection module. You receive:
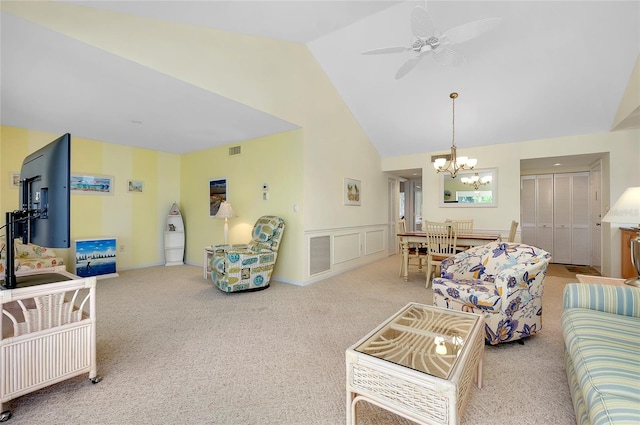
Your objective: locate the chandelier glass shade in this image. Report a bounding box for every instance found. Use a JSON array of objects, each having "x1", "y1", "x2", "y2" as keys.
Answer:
[
  {"x1": 461, "y1": 173, "x2": 492, "y2": 190},
  {"x1": 432, "y1": 93, "x2": 477, "y2": 178}
]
